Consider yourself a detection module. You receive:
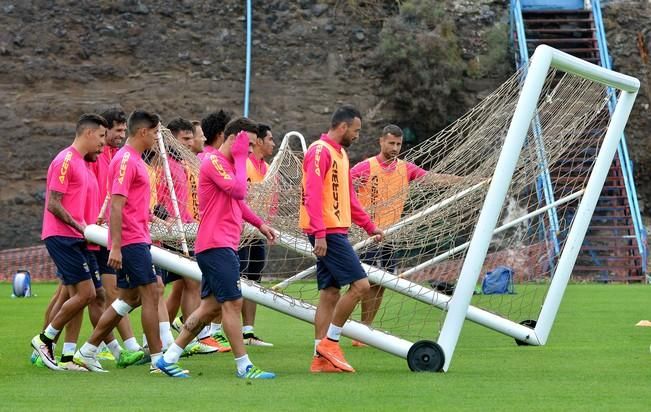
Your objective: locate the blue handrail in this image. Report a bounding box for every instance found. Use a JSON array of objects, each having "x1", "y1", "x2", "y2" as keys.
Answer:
[
  {"x1": 511, "y1": 0, "x2": 561, "y2": 255},
  {"x1": 243, "y1": 0, "x2": 252, "y2": 117},
  {"x1": 591, "y1": 0, "x2": 647, "y2": 269}
]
